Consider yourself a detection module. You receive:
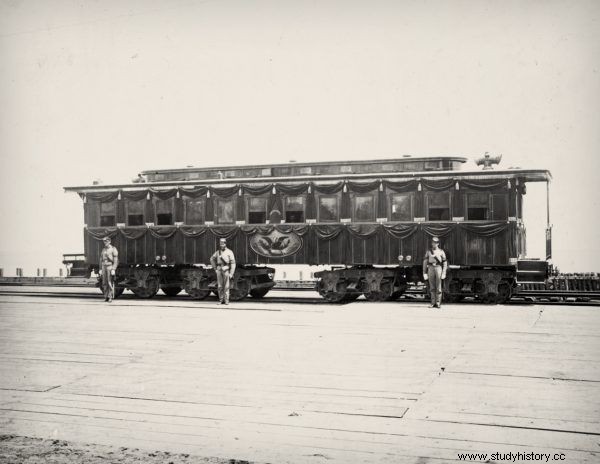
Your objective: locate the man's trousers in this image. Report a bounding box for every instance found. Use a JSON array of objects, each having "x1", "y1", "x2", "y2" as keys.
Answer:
[
  {"x1": 216, "y1": 268, "x2": 231, "y2": 303},
  {"x1": 427, "y1": 265, "x2": 443, "y2": 306},
  {"x1": 101, "y1": 265, "x2": 115, "y2": 301}
]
